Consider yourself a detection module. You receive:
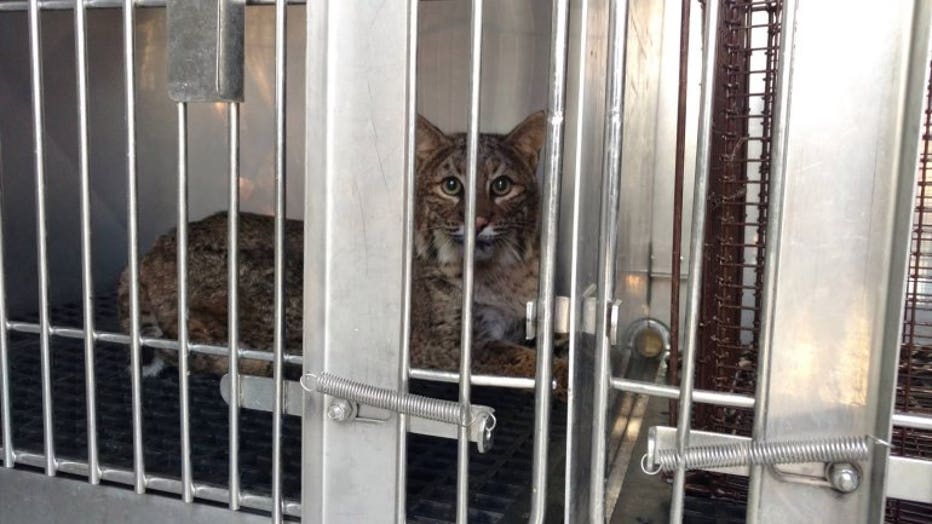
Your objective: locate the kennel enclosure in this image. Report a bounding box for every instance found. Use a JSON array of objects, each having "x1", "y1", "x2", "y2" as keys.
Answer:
[{"x1": 0, "y1": 0, "x2": 931, "y2": 523}]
